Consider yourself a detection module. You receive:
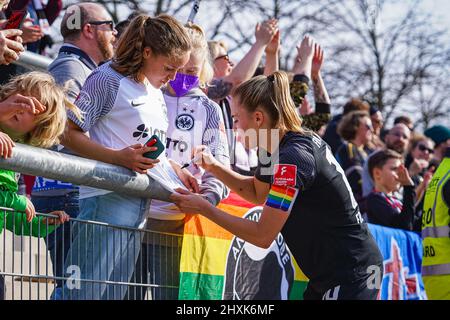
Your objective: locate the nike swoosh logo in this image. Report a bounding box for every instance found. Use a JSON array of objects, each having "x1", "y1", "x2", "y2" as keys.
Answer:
[{"x1": 131, "y1": 100, "x2": 146, "y2": 107}]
